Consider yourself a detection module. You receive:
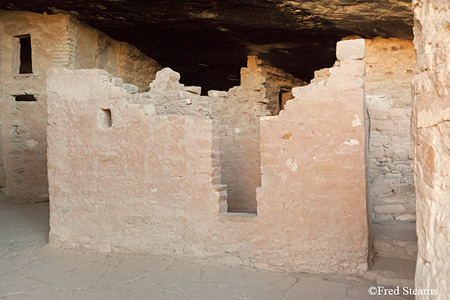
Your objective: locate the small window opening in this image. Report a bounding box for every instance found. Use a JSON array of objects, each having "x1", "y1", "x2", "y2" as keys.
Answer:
[
  {"x1": 279, "y1": 88, "x2": 292, "y2": 110},
  {"x1": 16, "y1": 35, "x2": 32, "y2": 74},
  {"x1": 14, "y1": 95, "x2": 37, "y2": 102},
  {"x1": 100, "y1": 109, "x2": 112, "y2": 128},
  {"x1": 278, "y1": 91, "x2": 283, "y2": 110}
]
